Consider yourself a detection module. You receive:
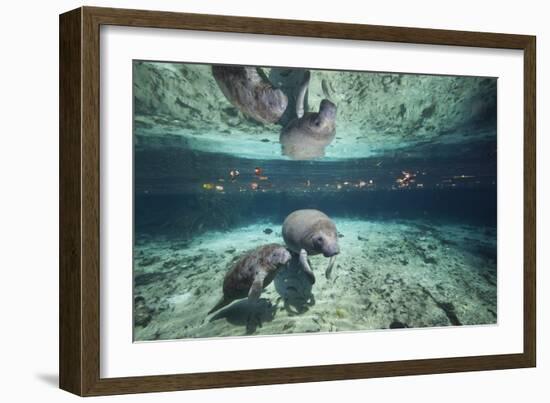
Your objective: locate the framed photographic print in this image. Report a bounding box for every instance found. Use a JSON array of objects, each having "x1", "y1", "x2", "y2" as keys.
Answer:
[{"x1": 59, "y1": 6, "x2": 536, "y2": 396}]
